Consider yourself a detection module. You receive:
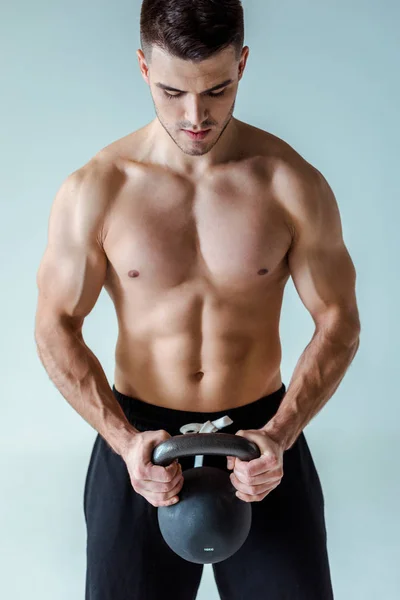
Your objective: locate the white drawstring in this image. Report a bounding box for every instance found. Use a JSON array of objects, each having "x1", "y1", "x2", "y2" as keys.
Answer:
[{"x1": 179, "y1": 415, "x2": 233, "y2": 467}]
